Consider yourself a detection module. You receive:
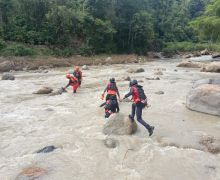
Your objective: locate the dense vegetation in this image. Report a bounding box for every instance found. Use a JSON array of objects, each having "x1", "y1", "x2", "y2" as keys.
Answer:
[{"x1": 0, "y1": 0, "x2": 219, "y2": 57}]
